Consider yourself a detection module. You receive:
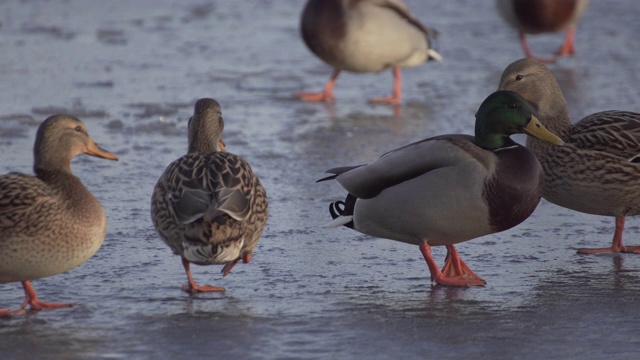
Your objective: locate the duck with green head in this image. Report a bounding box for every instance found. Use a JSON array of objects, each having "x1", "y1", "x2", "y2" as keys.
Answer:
[{"x1": 318, "y1": 90, "x2": 564, "y2": 287}]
